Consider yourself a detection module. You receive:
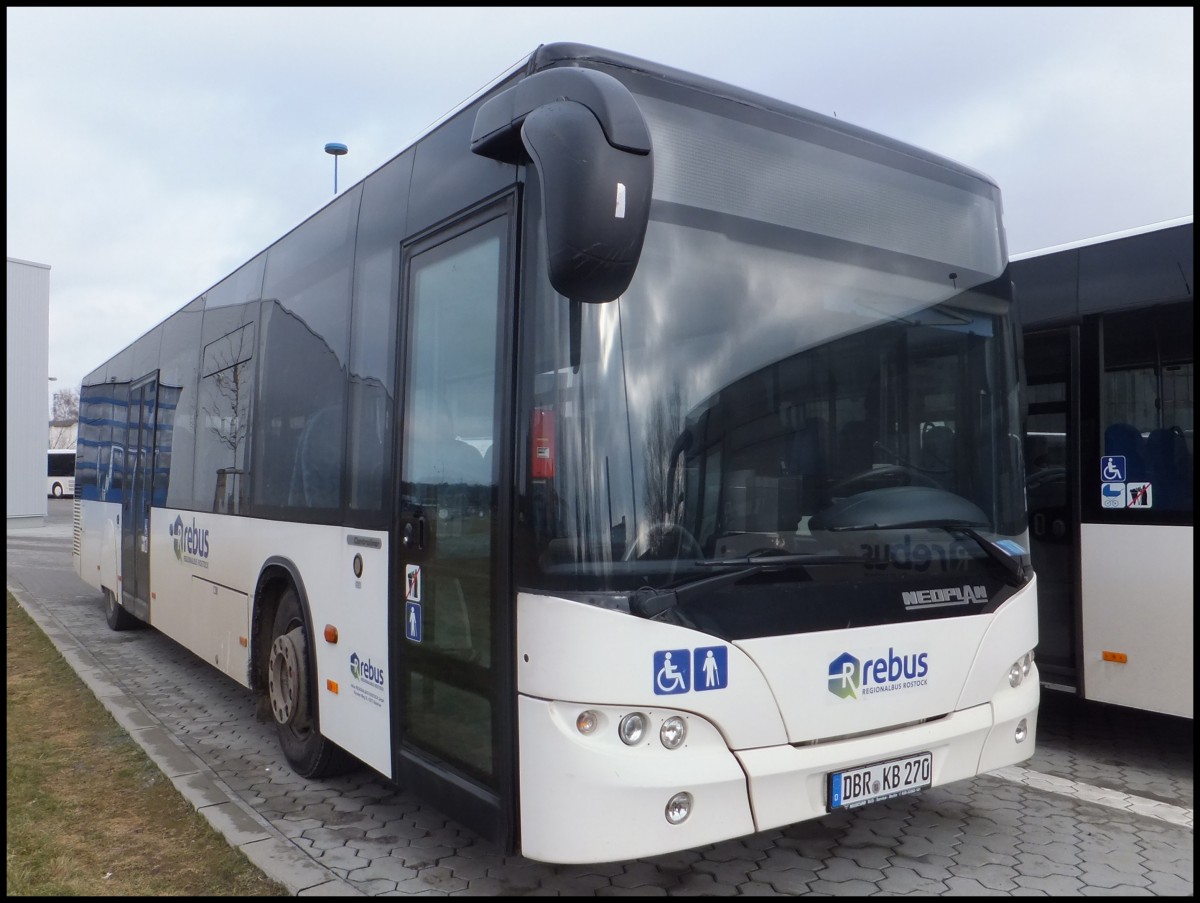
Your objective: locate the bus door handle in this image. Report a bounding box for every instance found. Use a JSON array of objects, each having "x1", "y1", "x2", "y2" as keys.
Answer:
[{"x1": 402, "y1": 517, "x2": 425, "y2": 550}]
